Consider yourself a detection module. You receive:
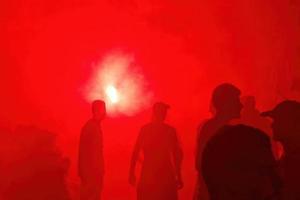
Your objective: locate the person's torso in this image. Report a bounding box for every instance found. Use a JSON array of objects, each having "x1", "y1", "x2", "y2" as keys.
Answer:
[
  {"x1": 140, "y1": 123, "x2": 176, "y2": 176},
  {"x1": 280, "y1": 154, "x2": 300, "y2": 199},
  {"x1": 79, "y1": 119, "x2": 104, "y2": 176}
]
